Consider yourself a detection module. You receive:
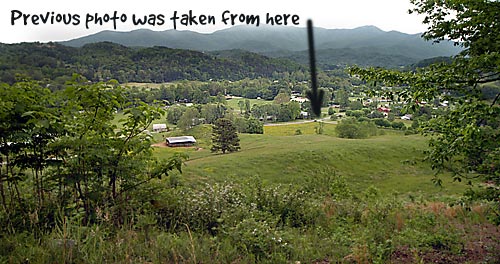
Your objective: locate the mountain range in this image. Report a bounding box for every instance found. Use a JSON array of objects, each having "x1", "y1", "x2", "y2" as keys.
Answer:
[{"x1": 61, "y1": 25, "x2": 462, "y2": 68}]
